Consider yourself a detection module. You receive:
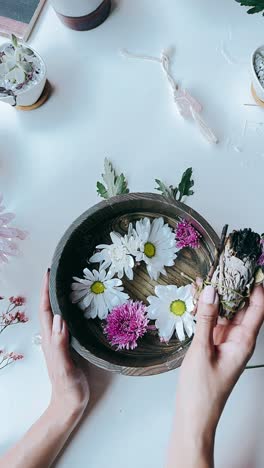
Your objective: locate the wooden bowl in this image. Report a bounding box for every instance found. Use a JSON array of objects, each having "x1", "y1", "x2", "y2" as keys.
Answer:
[{"x1": 50, "y1": 193, "x2": 219, "y2": 376}]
